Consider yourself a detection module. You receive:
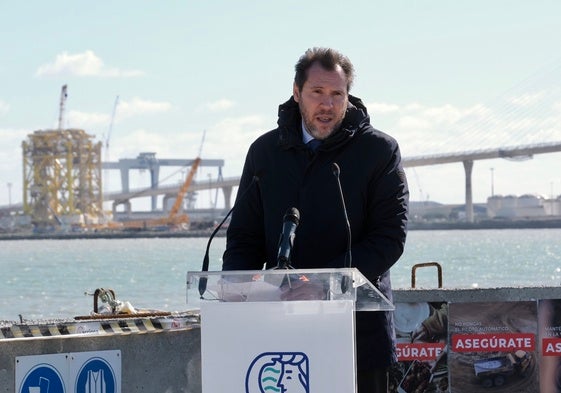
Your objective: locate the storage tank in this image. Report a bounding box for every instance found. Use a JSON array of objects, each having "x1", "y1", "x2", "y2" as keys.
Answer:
[{"x1": 486, "y1": 195, "x2": 503, "y2": 218}]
